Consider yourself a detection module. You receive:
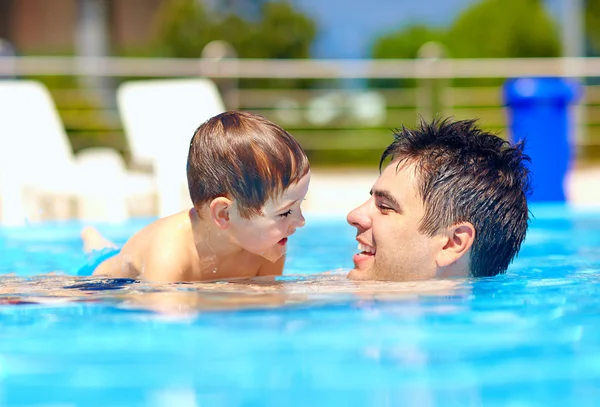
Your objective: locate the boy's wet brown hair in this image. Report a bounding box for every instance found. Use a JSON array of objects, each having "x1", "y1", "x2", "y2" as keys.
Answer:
[{"x1": 187, "y1": 111, "x2": 310, "y2": 218}]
